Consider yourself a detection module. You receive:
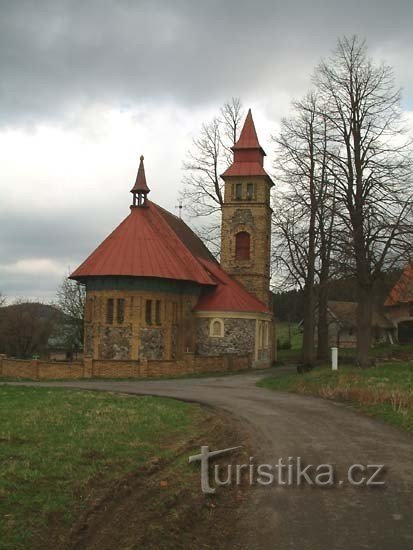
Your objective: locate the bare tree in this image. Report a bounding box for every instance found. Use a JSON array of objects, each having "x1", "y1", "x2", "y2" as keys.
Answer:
[
  {"x1": 181, "y1": 97, "x2": 244, "y2": 255},
  {"x1": 315, "y1": 36, "x2": 413, "y2": 366},
  {"x1": 0, "y1": 301, "x2": 55, "y2": 358},
  {"x1": 56, "y1": 276, "x2": 86, "y2": 350},
  {"x1": 0, "y1": 293, "x2": 6, "y2": 307},
  {"x1": 273, "y1": 93, "x2": 335, "y2": 365}
]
